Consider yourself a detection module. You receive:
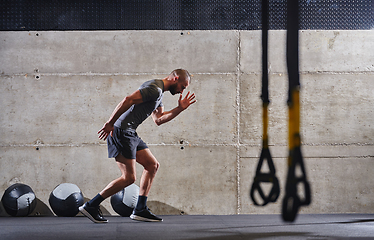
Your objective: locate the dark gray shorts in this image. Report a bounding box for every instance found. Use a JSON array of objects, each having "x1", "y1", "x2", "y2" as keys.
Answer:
[{"x1": 107, "y1": 126, "x2": 148, "y2": 159}]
